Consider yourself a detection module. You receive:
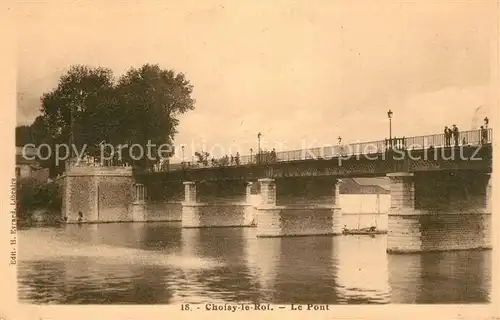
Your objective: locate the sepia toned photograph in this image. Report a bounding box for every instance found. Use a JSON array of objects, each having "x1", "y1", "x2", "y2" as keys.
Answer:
[{"x1": 12, "y1": 0, "x2": 497, "y2": 312}]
